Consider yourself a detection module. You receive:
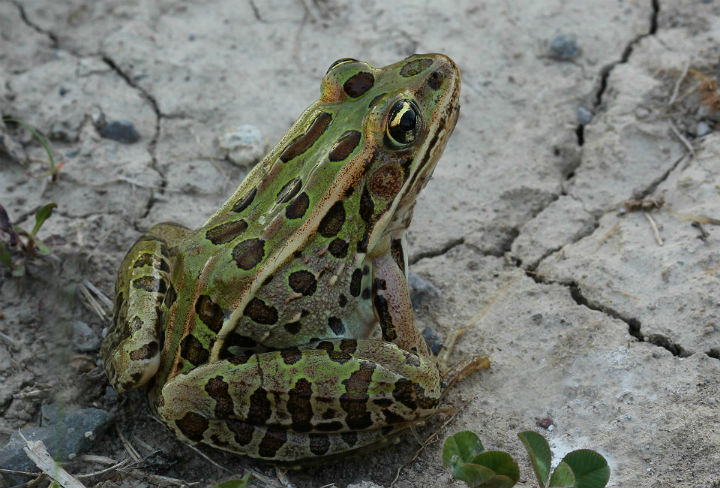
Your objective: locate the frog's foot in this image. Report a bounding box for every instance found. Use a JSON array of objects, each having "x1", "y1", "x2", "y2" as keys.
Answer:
[
  {"x1": 436, "y1": 329, "x2": 490, "y2": 392},
  {"x1": 156, "y1": 339, "x2": 442, "y2": 461},
  {"x1": 101, "y1": 223, "x2": 190, "y2": 393}
]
